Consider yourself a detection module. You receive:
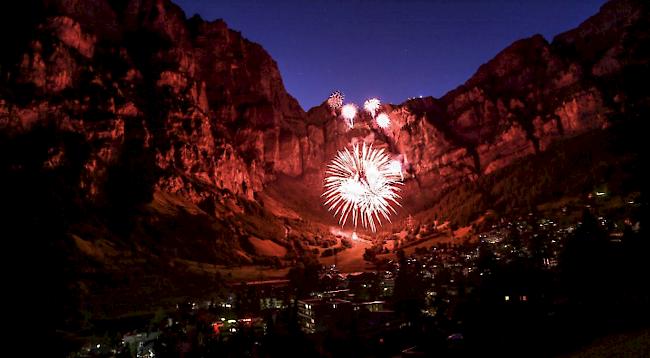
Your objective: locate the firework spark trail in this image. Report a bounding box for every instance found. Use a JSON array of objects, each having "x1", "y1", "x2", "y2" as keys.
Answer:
[
  {"x1": 363, "y1": 98, "x2": 381, "y2": 118},
  {"x1": 341, "y1": 103, "x2": 358, "y2": 128},
  {"x1": 327, "y1": 91, "x2": 344, "y2": 110},
  {"x1": 376, "y1": 112, "x2": 390, "y2": 128},
  {"x1": 323, "y1": 143, "x2": 403, "y2": 232}
]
